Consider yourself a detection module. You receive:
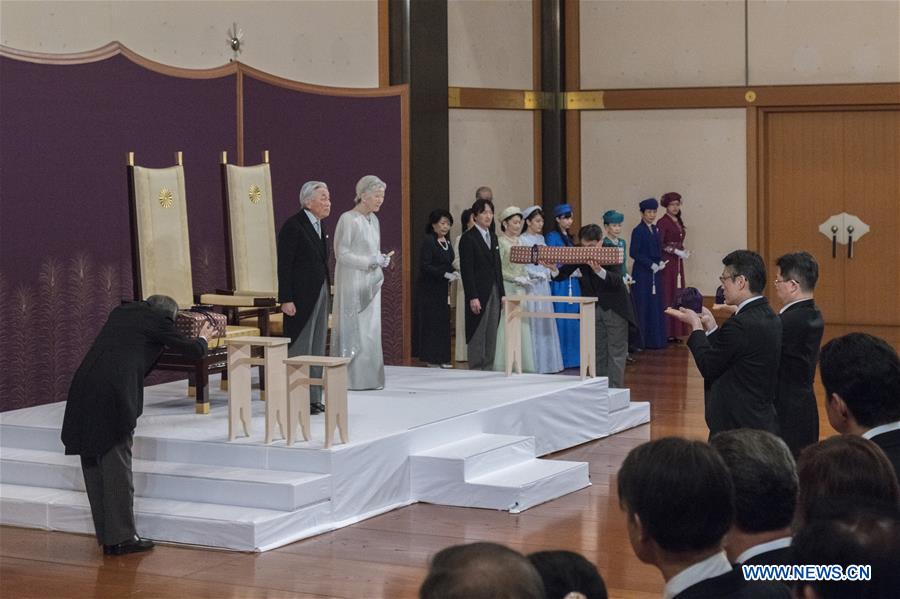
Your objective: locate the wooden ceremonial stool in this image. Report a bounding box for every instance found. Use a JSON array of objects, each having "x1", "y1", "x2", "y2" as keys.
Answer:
[
  {"x1": 227, "y1": 336, "x2": 289, "y2": 443},
  {"x1": 503, "y1": 295, "x2": 597, "y2": 379},
  {"x1": 284, "y1": 356, "x2": 351, "y2": 448}
]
